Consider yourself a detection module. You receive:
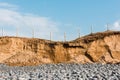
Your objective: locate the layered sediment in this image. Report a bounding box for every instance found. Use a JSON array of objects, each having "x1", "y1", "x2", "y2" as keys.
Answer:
[{"x1": 0, "y1": 31, "x2": 120, "y2": 66}]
